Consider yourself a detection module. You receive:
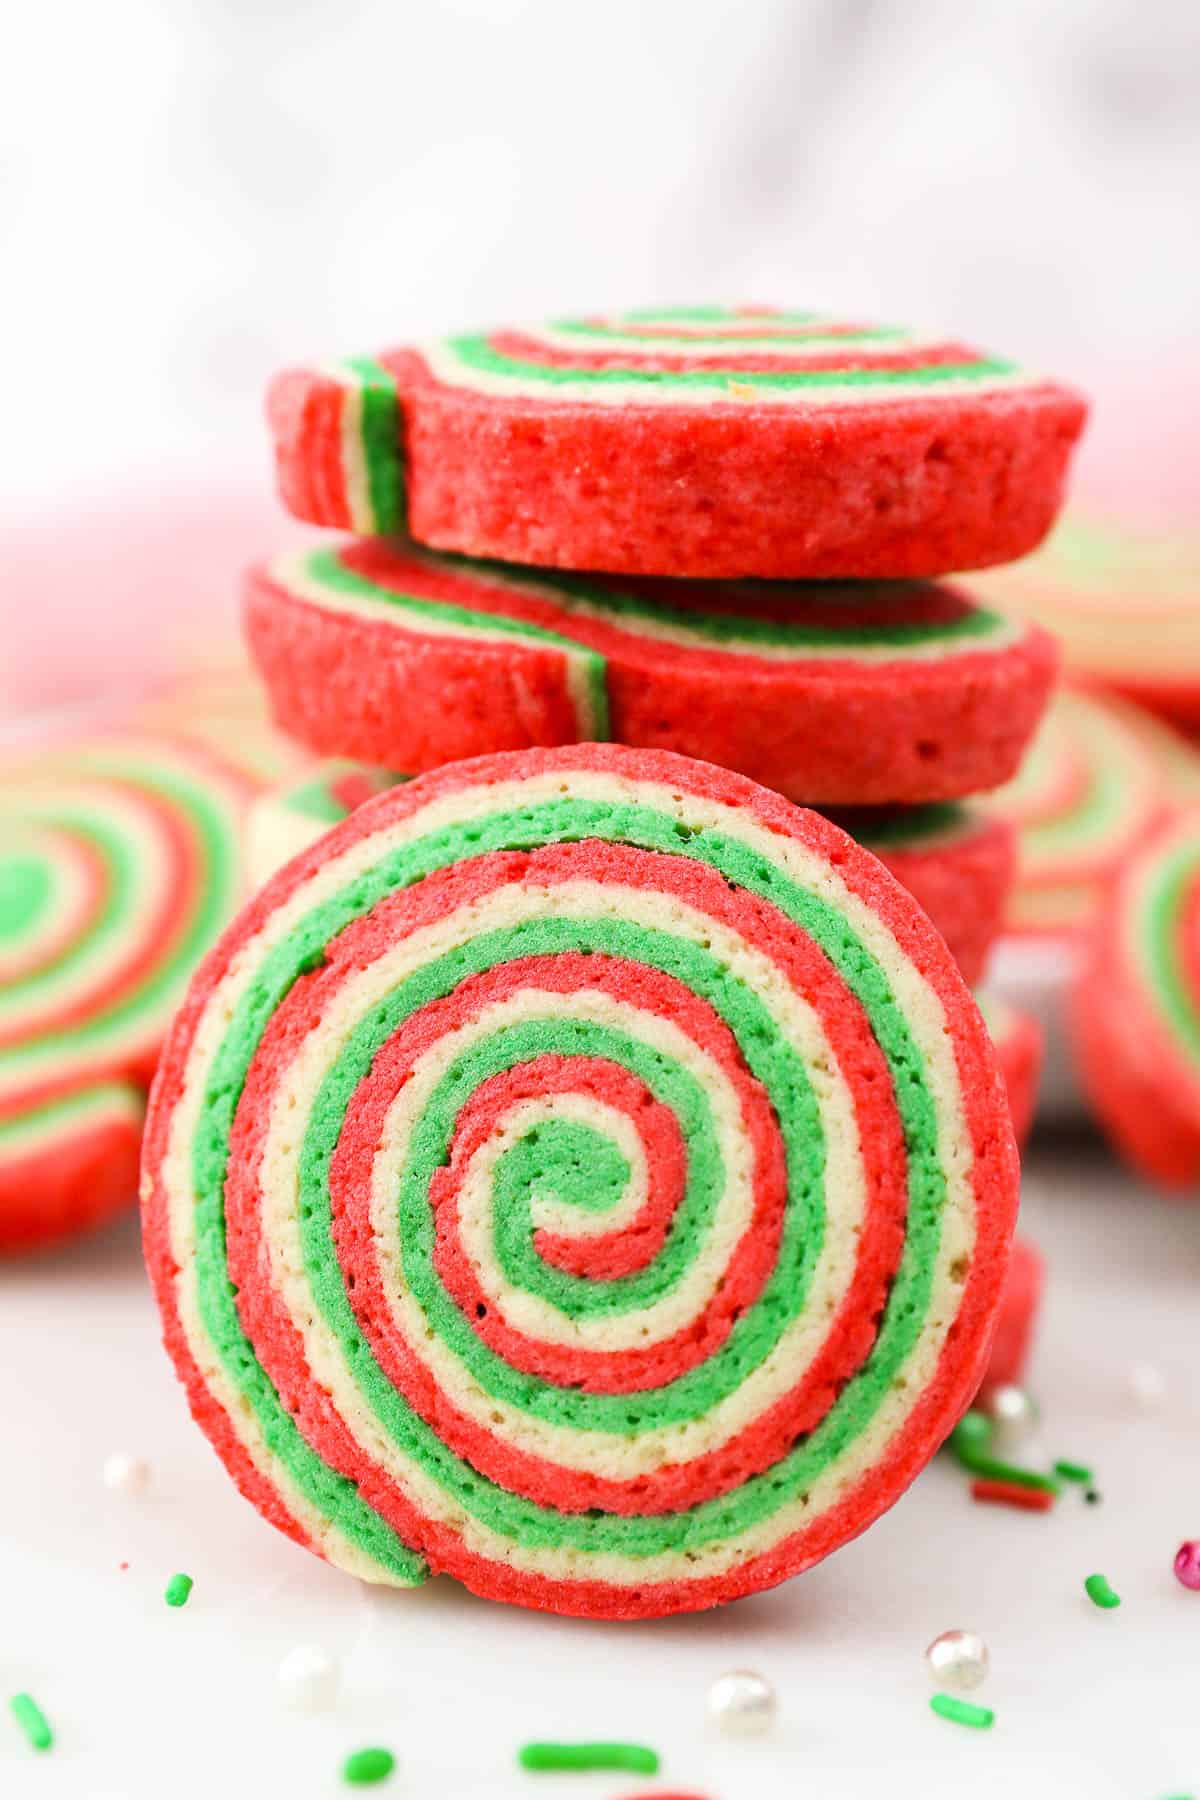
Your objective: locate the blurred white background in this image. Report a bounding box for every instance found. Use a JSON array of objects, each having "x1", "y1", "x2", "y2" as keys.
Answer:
[{"x1": 2, "y1": 0, "x2": 1198, "y2": 696}]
